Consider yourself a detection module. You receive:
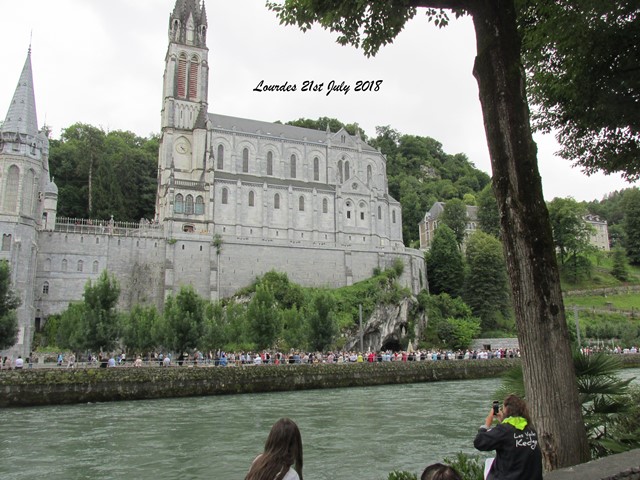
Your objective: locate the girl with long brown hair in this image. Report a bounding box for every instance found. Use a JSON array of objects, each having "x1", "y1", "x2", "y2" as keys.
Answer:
[{"x1": 245, "y1": 418, "x2": 304, "y2": 480}]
